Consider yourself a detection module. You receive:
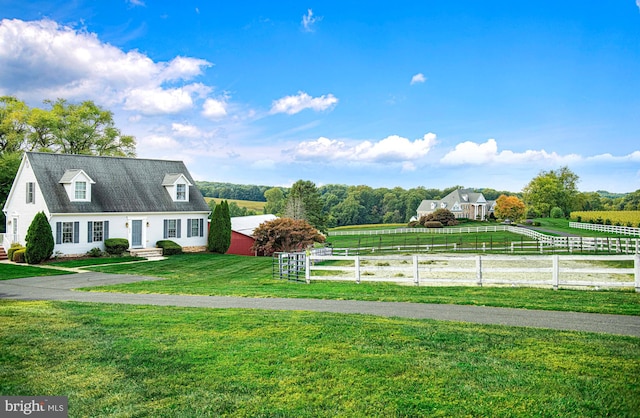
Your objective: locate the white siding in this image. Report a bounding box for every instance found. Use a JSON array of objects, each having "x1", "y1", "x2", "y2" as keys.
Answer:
[
  {"x1": 2, "y1": 156, "x2": 49, "y2": 249},
  {"x1": 49, "y1": 212, "x2": 208, "y2": 256}
]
